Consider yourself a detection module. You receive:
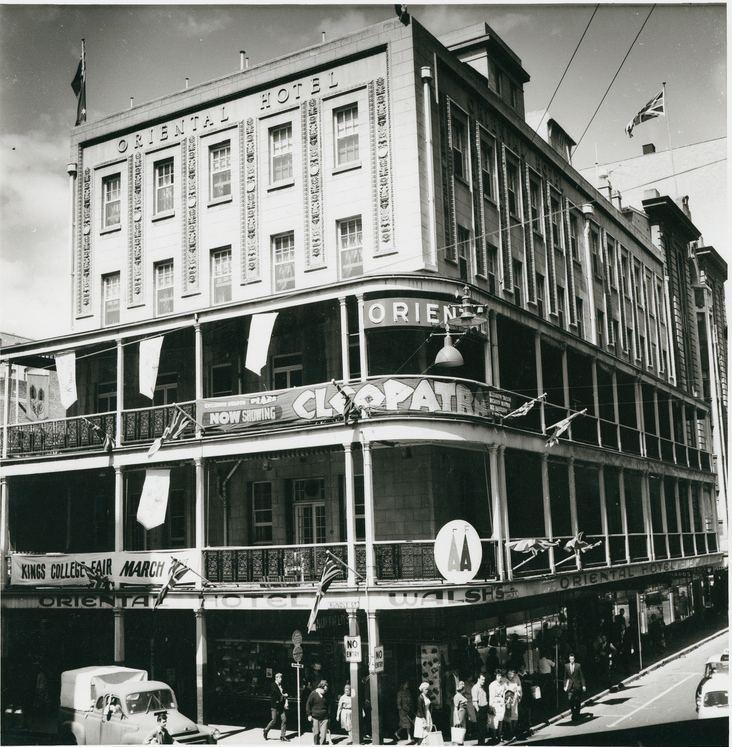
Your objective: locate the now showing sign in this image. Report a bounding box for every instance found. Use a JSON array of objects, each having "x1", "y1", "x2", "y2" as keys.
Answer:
[{"x1": 344, "y1": 635, "x2": 362, "y2": 663}]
